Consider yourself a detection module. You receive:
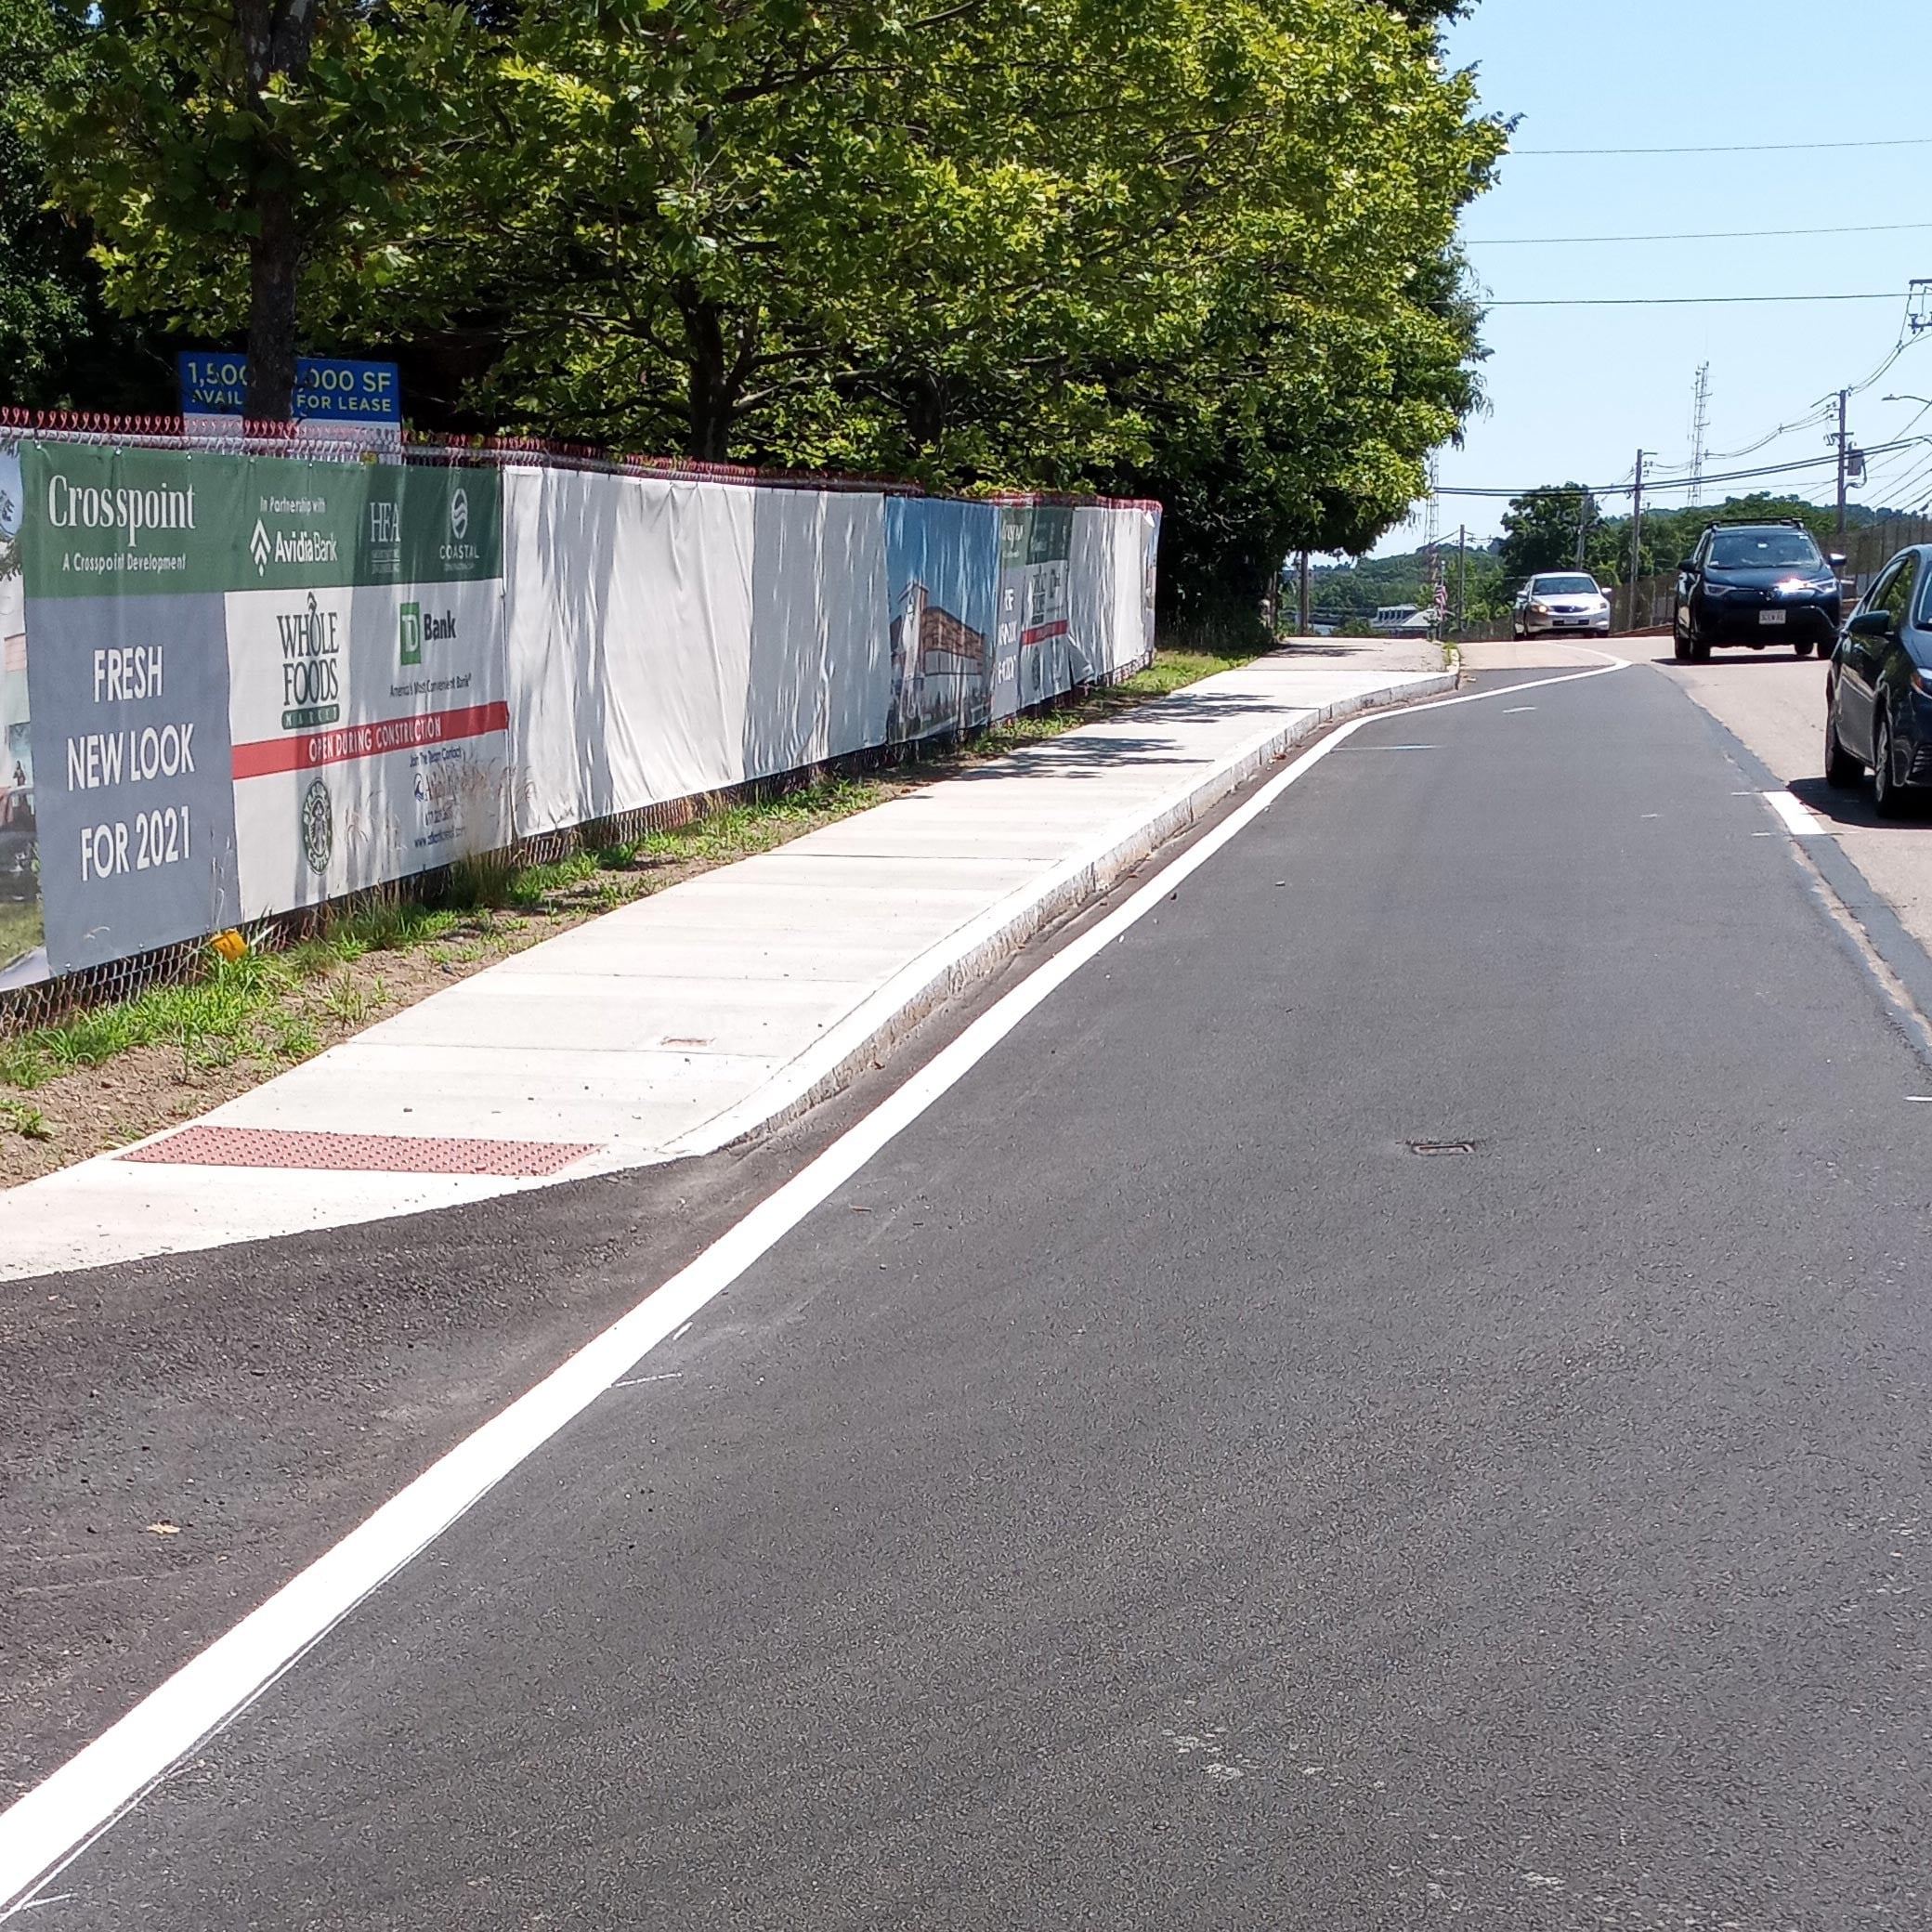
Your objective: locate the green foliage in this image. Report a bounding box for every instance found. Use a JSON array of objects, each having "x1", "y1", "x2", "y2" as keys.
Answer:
[
  {"x1": 31, "y1": 0, "x2": 476, "y2": 414},
  {"x1": 1497, "y1": 485, "x2": 1624, "y2": 584},
  {"x1": 0, "y1": 0, "x2": 173, "y2": 409},
  {"x1": 1312, "y1": 543, "x2": 1508, "y2": 623},
  {"x1": 28, "y1": 0, "x2": 1502, "y2": 600}
]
